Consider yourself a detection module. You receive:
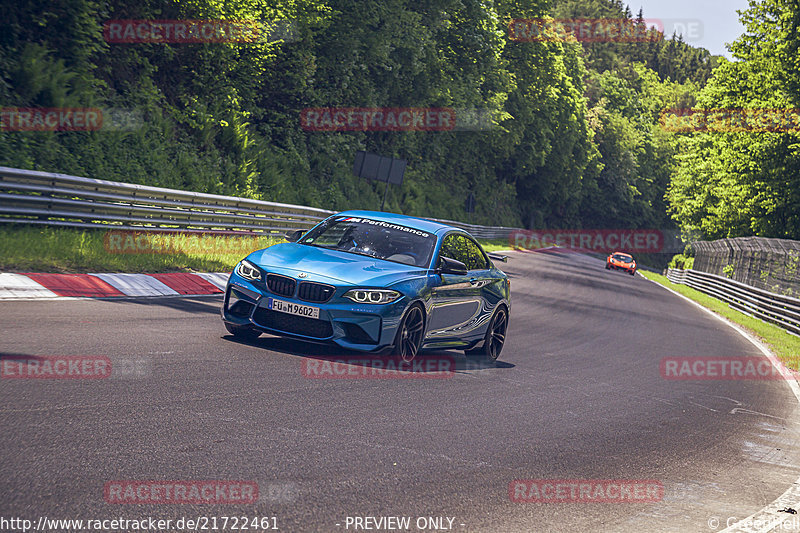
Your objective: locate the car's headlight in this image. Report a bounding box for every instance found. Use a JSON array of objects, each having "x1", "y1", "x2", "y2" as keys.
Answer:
[
  {"x1": 344, "y1": 289, "x2": 401, "y2": 304},
  {"x1": 236, "y1": 260, "x2": 262, "y2": 281}
]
